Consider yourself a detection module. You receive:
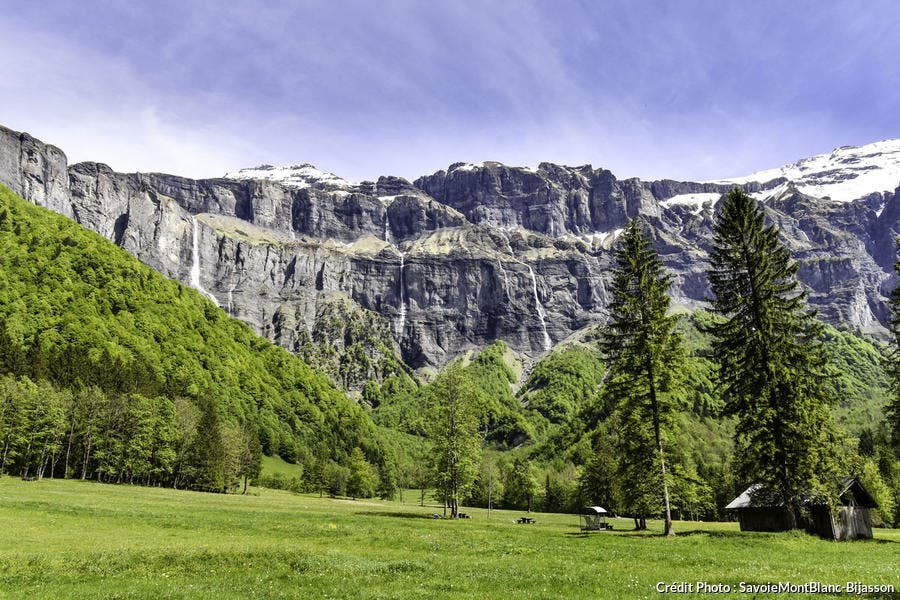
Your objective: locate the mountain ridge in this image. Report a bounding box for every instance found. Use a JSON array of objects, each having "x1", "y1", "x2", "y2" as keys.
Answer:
[
  {"x1": 1, "y1": 123, "x2": 896, "y2": 372},
  {"x1": 220, "y1": 137, "x2": 900, "y2": 205}
]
